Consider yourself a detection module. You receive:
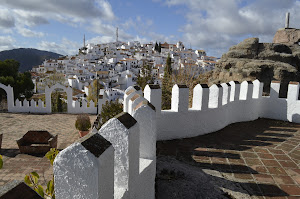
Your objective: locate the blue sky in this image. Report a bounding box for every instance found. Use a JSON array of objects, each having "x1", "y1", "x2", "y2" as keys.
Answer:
[{"x1": 0, "y1": 0, "x2": 300, "y2": 57}]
